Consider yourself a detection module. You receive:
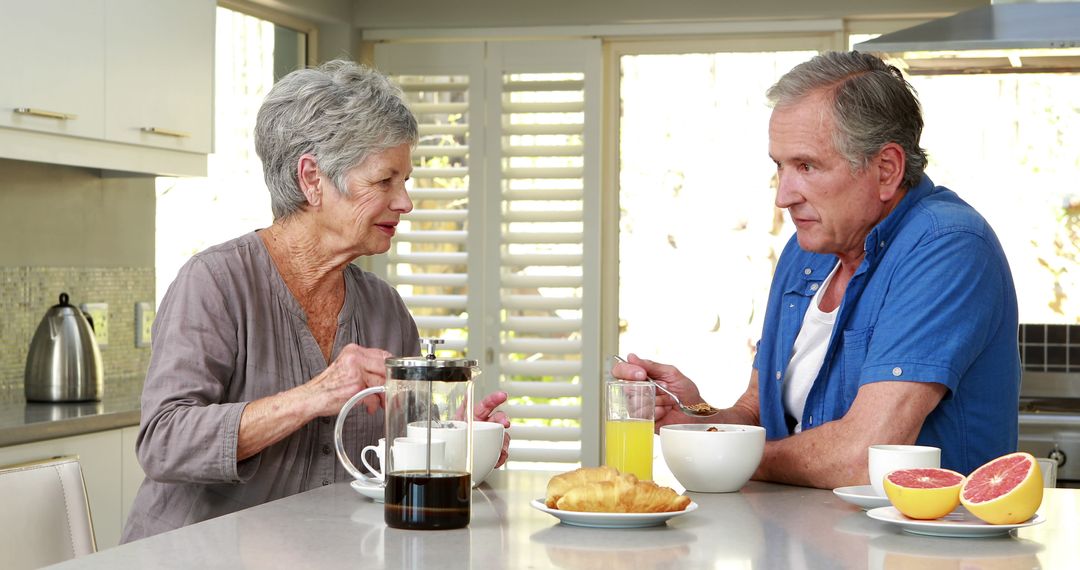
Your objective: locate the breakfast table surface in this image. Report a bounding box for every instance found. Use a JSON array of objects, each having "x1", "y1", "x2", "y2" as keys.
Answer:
[{"x1": 49, "y1": 464, "x2": 1080, "y2": 569}]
